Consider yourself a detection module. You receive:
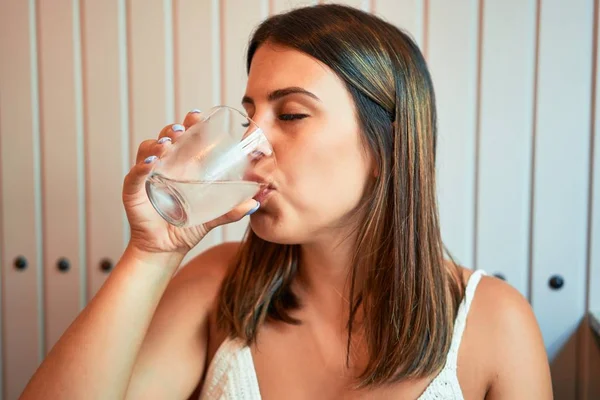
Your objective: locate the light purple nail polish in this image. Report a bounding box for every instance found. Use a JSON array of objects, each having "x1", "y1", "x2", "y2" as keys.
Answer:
[
  {"x1": 190, "y1": 108, "x2": 202, "y2": 114},
  {"x1": 144, "y1": 155, "x2": 158, "y2": 164},
  {"x1": 157, "y1": 137, "x2": 171, "y2": 144},
  {"x1": 245, "y1": 202, "x2": 261, "y2": 216},
  {"x1": 172, "y1": 124, "x2": 184, "y2": 132}
]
